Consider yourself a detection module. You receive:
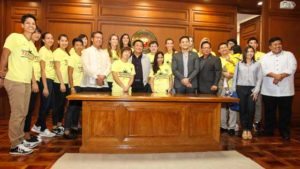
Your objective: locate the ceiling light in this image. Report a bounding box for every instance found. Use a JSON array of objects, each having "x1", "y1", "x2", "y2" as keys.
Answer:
[{"x1": 257, "y1": 1, "x2": 263, "y2": 6}]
